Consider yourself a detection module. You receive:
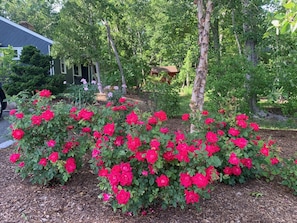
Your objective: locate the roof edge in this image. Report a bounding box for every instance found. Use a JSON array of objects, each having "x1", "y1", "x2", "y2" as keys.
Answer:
[{"x1": 0, "y1": 16, "x2": 53, "y2": 45}]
